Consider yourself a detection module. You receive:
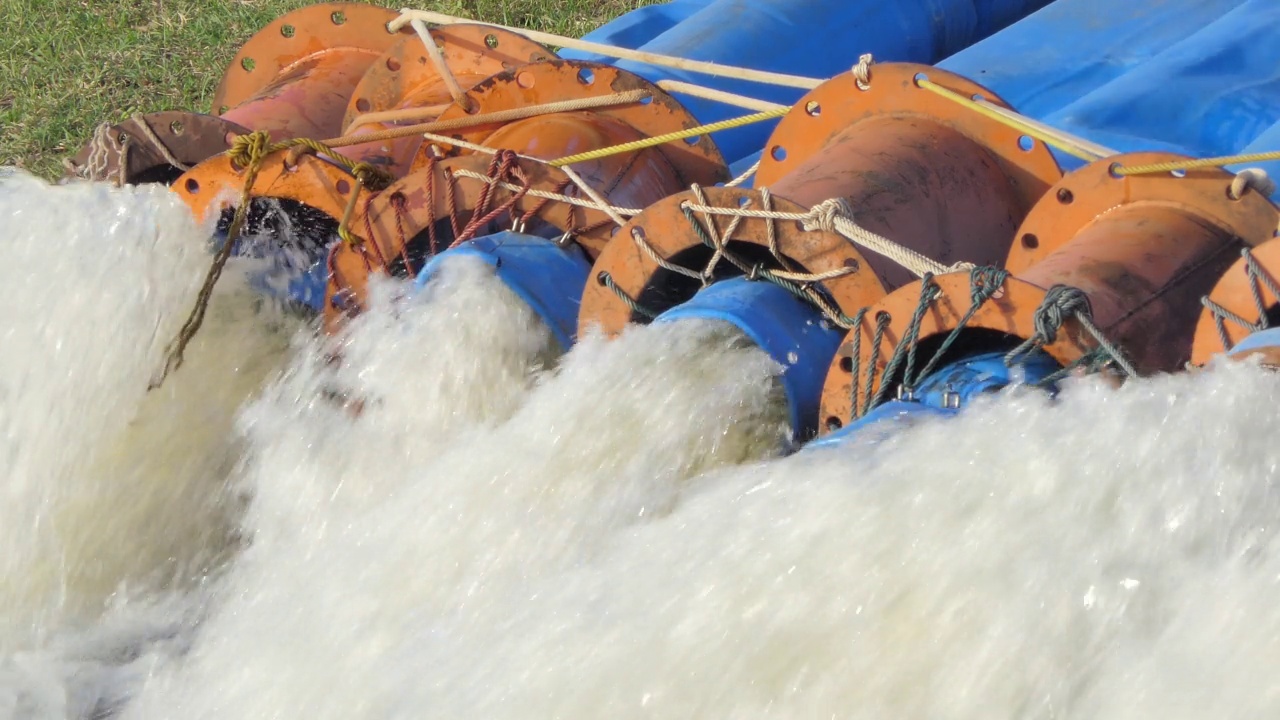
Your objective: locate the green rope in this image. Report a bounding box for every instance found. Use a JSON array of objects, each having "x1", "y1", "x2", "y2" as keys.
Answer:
[
  {"x1": 598, "y1": 271, "x2": 658, "y2": 319},
  {"x1": 862, "y1": 275, "x2": 941, "y2": 416},
  {"x1": 1004, "y1": 284, "x2": 1139, "y2": 381},
  {"x1": 1202, "y1": 247, "x2": 1280, "y2": 353},
  {"x1": 901, "y1": 265, "x2": 1010, "y2": 396}
]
